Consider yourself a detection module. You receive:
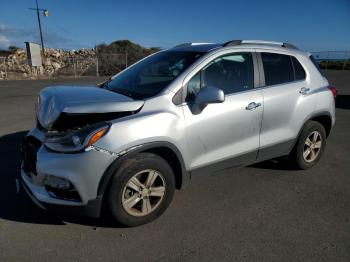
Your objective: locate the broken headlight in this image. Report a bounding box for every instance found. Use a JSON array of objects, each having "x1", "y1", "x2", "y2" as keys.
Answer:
[{"x1": 44, "y1": 122, "x2": 110, "y2": 153}]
